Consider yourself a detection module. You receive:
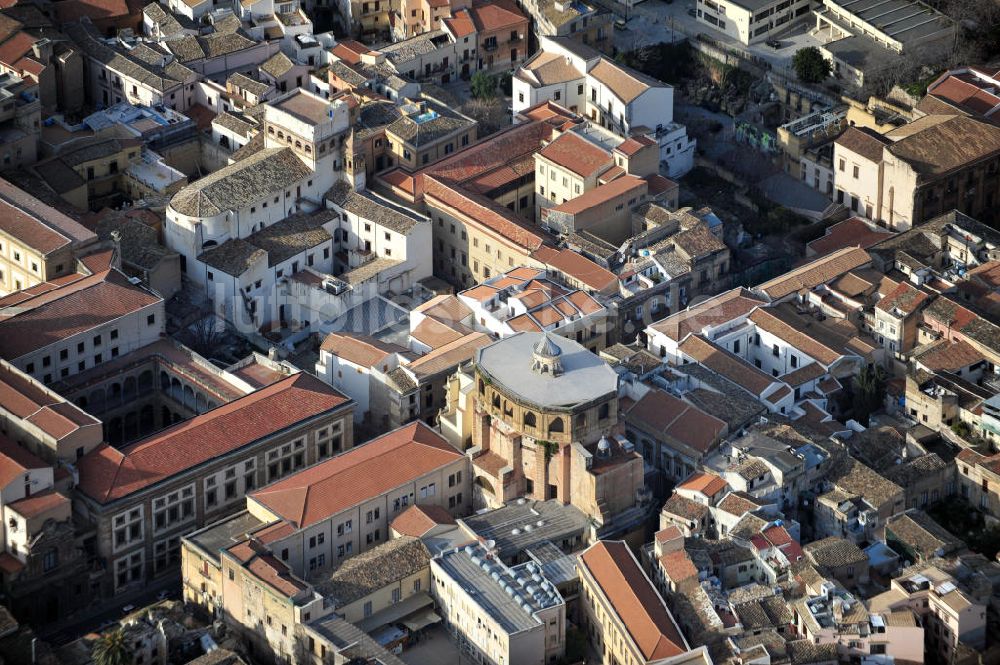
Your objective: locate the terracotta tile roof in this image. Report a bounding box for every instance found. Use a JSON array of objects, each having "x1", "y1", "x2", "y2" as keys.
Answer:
[
  {"x1": 0, "y1": 177, "x2": 96, "y2": 254},
  {"x1": 330, "y1": 40, "x2": 371, "y2": 64},
  {"x1": 7, "y1": 489, "x2": 69, "y2": 519},
  {"x1": 588, "y1": 59, "x2": 659, "y2": 103},
  {"x1": 517, "y1": 51, "x2": 582, "y2": 87},
  {"x1": 468, "y1": 0, "x2": 527, "y2": 32},
  {"x1": 550, "y1": 174, "x2": 645, "y2": 216},
  {"x1": 806, "y1": 217, "x2": 894, "y2": 259},
  {"x1": 443, "y1": 8, "x2": 476, "y2": 37},
  {"x1": 0, "y1": 361, "x2": 100, "y2": 439},
  {"x1": 913, "y1": 340, "x2": 984, "y2": 372},
  {"x1": 424, "y1": 176, "x2": 546, "y2": 251},
  {"x1": 650, "y1": 288, "x2": 764, "y2": 342},
  {"x1": 748, "y1": 308, "x2": 842, "y2": 366},
  {"x1": 76, "y1": 373, "x2": 351, "y2": 503},
  {"x1": 410, "y1": 316, "x2": 468, "y2": 349},
  {"x1": 579, "y1": 541, "x2": 687, "y2": 660},
  {"x1": 886, "y1": 115, "x2": 1000, "y2": 177},
  {"x1": 676, "y1": 471, "x2": 728, "y2": 497},
  {"x1": 414, "y1": 294, "x2": 473, "y2": 325},
  {"x1": 644, "y1": 174, "x2": 678, "y2": 197},
  {"x1": 0, "y1": 434, "x2": 47, "y2": 488},
  {"x1": 624, "y1": 389, "x2": 725, "y2": 454},
  {"x1": 406, "y1": 332, "x2": 491, "y2": 378},
  {"x1": 390, "y1": 503, "x2": 456, "y2": 537},
  {"x1": 662, "y1": 493, "x2": 709, "y2": 521},
  {"x1": 716, "y1": 491, "x2": 763, "y2": 517},
  {"x1": 755, "y1": 247, "x2": 872, "y2": 301},
  {"x1": 230, "y1": 543, "x2": 308, "y2": 598},
  {"x1": 658, "y1": 549, "x2": 697, "y2": 583},
  {"x1": 250, "y1": 421, "x2": 462, "y2": 528},
  {"x1": 532, "y1": 246, "x2": 617, "y2": 293},
  {"x1": 875, "y1": 281, "x2": 929, "y2": 316},
  {"x1": 835, "y1": 126, "x2": 890, "y2": 162},
  {"x1": 926, "y1": 72, "x2": 1000, "y2": 117},
  {"x1": 320, "y1": 332, "x2": 408, "y2": 368},
  {"x1": 0, "y1": 269, "x2": 161, "y2": 360},
  {"x1": 678, "y1": 335, "x2": 775, "y2": 396},
  {"x1": 537, "y1": 132, "x2": 611, "y2": 178},
  {"x1": 615, "y1": 135, "x2": 655, "y2": 156}
]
